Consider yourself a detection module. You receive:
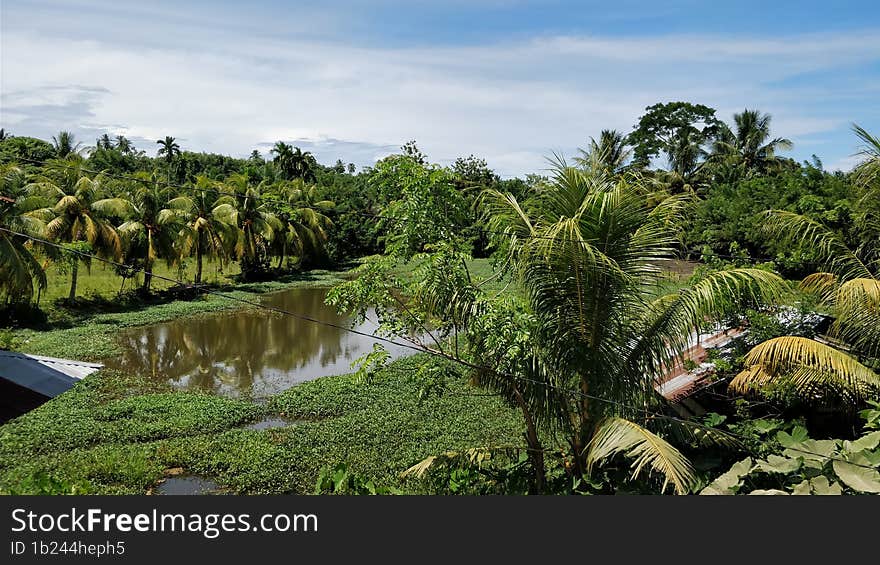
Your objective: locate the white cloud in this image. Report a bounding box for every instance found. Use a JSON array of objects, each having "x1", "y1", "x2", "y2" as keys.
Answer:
[{"x1": 2, "y1": 16, "x2": 879, "y2": 176}]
